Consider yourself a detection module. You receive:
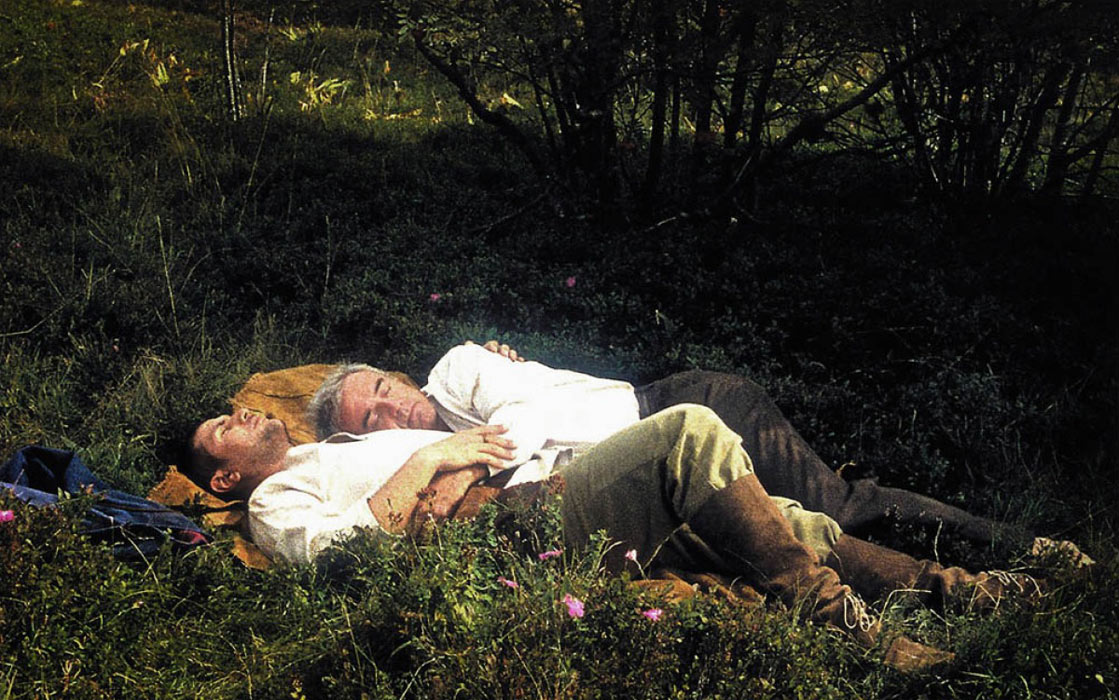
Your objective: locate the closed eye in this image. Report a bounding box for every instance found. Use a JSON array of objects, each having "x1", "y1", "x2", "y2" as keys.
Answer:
[{"x1": 363, "y1": 409, "x2": 372, "y2": 431}]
